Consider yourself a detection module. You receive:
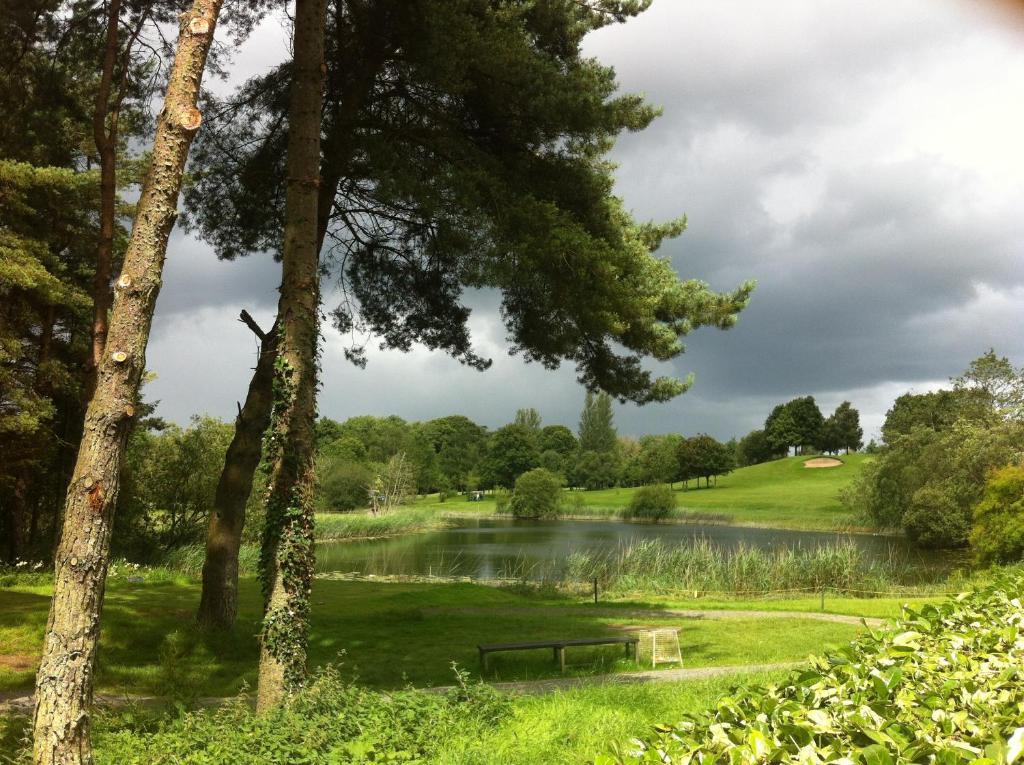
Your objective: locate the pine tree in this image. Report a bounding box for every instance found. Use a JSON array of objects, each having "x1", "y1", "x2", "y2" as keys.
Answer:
[
  {"x1": 254, "y1": 0, "x2": 328, "y2": 711},
  {"x1": 32, "y1": 2, "x2": 224, "y2": 760},
  {"x1": 190, "y1": 0, "x2": 752, "y2": 629}
]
